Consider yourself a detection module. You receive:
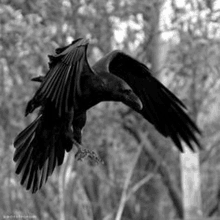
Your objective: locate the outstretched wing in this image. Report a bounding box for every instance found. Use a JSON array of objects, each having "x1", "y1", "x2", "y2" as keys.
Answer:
[
  {"x1": 106, "y1": 51, "x2": 201, "y2": 152},
  {"x1": 25, "y1": 38, "x2": 91, "y2": 117}
]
